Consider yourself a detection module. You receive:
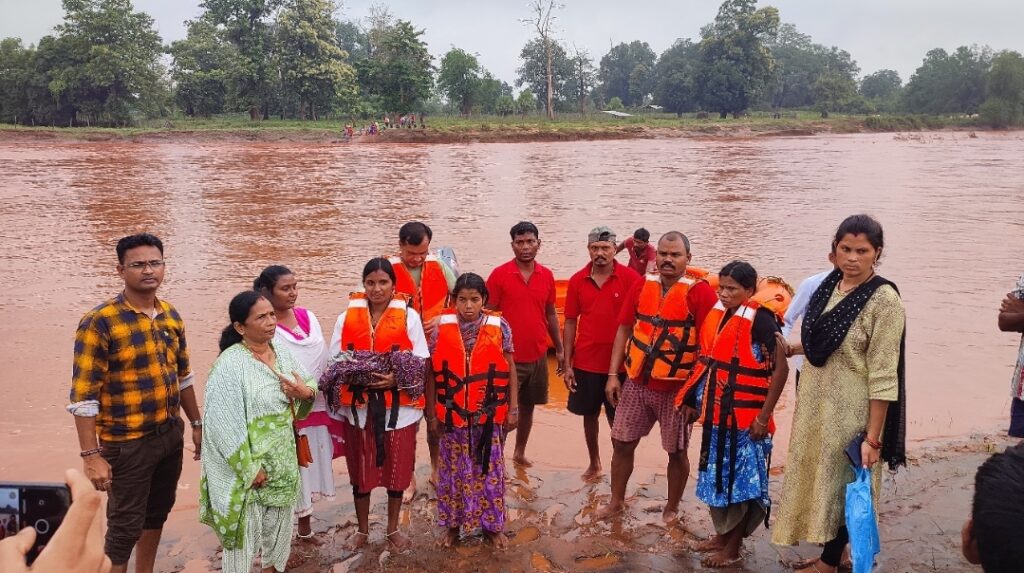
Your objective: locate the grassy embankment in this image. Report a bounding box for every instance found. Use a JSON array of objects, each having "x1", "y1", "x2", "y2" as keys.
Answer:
[{"x1": 0, "y1": 111, "x2": 980, "y2": 143}]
